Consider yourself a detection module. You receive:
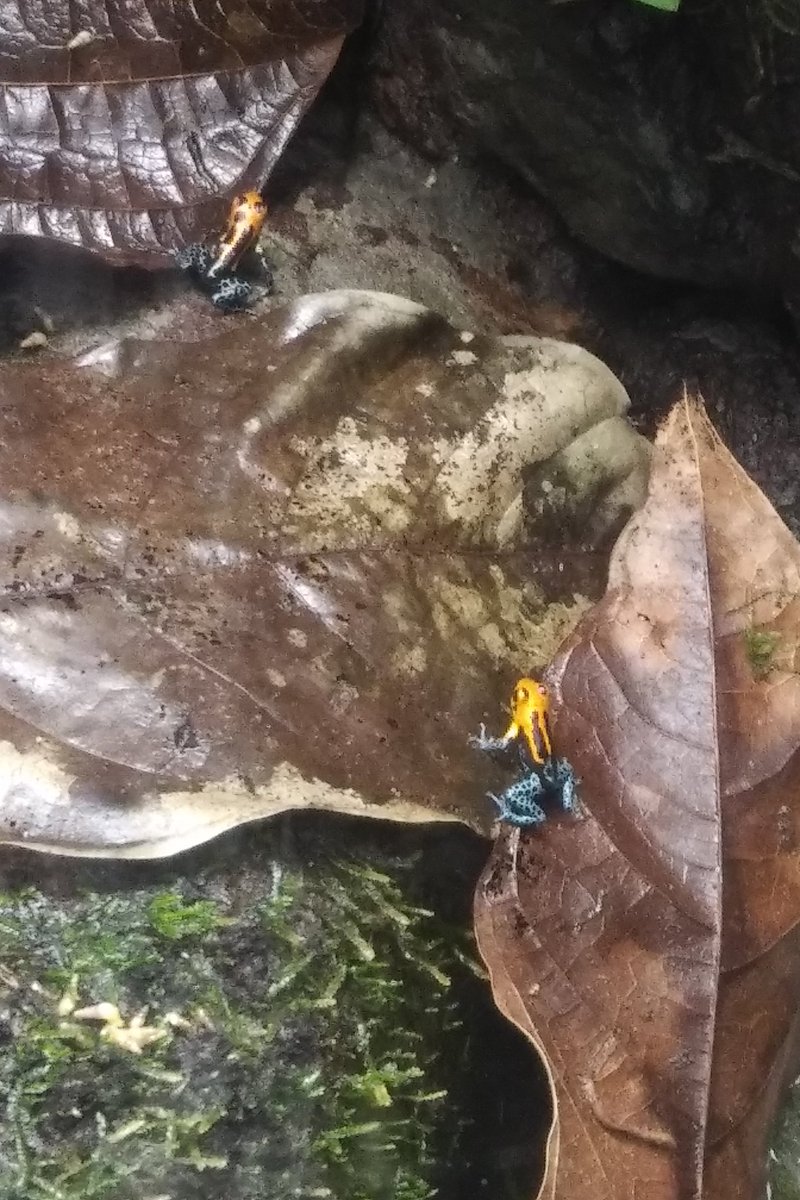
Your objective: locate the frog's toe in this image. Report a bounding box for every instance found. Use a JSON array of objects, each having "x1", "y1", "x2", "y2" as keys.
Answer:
[
  {"x1": 175, "y1": 243, "x2": 212, "y2": 274},
  {"x1": 560, "y1": 773, "x2": 581, "y2": 815},
  {"x1": 257, "y1": 257, "x2": 274, "y2": 293},
  {"x1": 211, "y1": 275, "x2": 254, "y2": 312},
  {"x1": 471, "y1": 727, "x2": 511, "y2": 753},
  {"x1": 469, "y1": 724, "x2": 494, "y2": 750}
]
